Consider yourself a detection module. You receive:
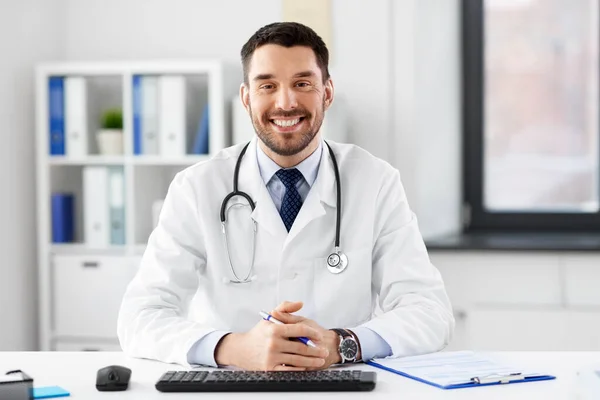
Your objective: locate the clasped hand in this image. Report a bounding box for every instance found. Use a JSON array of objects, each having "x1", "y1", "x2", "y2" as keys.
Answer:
[{"x1": 215, "y1": 301, "x2": 341, "y2": 371}]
